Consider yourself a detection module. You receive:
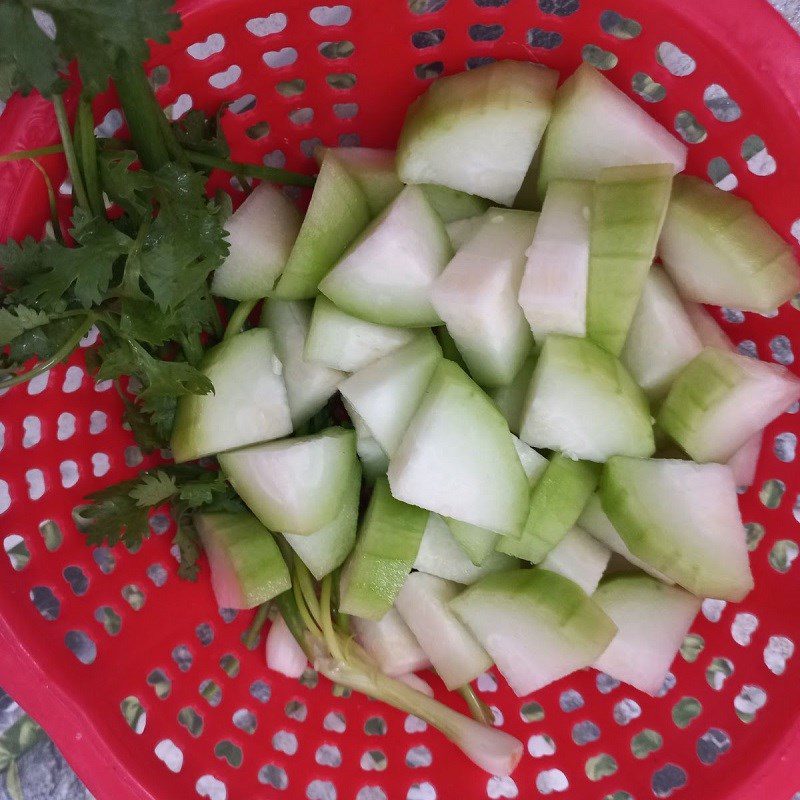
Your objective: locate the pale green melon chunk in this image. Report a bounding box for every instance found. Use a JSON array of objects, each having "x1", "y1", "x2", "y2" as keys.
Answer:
[
  {"x1": 351, "y1": 607, "x2": 430, "y2": 676},
  {"x1": 419, "y1": 184, "x2": 491, "y2": 223},
  {"x1": 540, "y1": 526, "x2": 610, "y2": 596}
]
